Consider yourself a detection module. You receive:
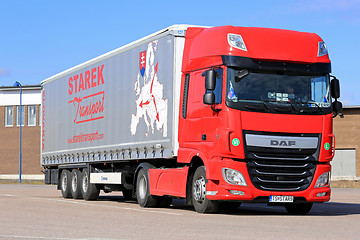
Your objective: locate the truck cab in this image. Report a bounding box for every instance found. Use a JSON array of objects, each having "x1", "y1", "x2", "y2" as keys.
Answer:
[{"x1": 177, "y1": 26, "x2": 342, "y2": 213}]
